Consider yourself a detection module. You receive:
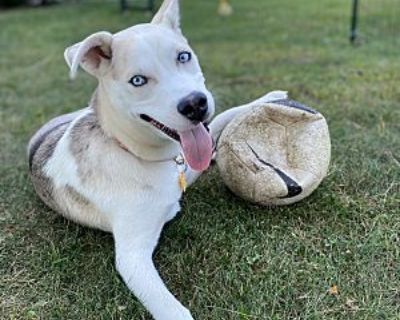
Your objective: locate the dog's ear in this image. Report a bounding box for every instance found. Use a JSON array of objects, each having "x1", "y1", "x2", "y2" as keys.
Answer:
[
  {"x1": 64, "y1": 31, "x2": 113, "y2": 79},
  {"x1": 151, "y1": 0, "x2": 181, "y2": 32}
]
